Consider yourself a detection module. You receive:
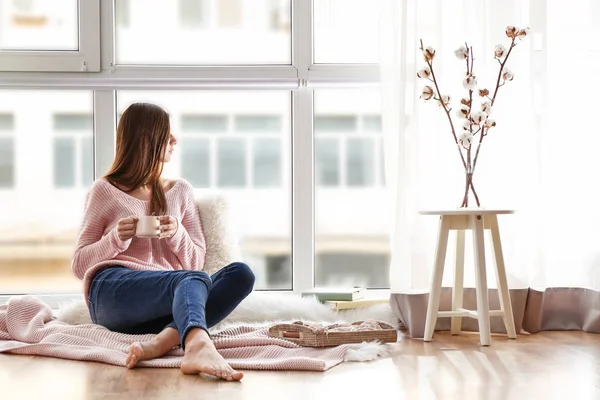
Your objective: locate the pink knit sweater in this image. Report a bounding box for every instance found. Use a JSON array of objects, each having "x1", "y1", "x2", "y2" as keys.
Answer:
[{"x1": 71, "y1": 179, "x2": 206, "y2": 303}]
